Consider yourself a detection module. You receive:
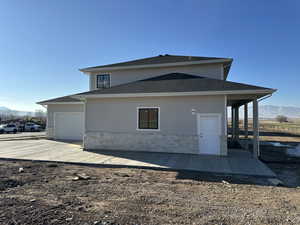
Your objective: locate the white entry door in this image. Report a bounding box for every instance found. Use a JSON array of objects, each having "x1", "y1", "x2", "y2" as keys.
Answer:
[
  {"x1": 197, "y1": 114, "x2": 221, "y2": 155},
  {"x1": 54, "y1": 112, "x2": 84, "y2": 140}
]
